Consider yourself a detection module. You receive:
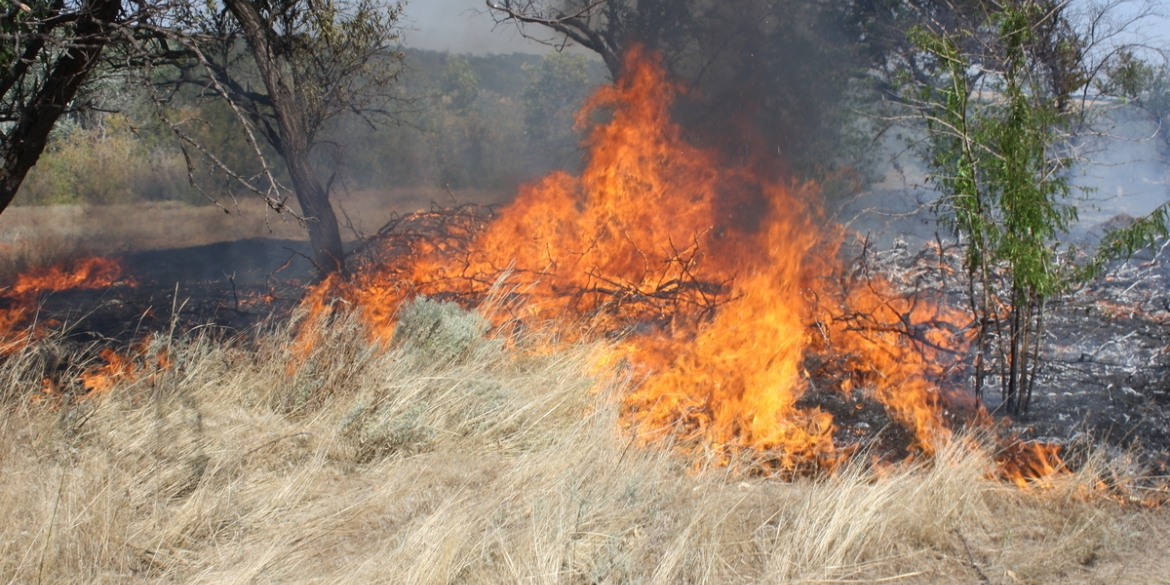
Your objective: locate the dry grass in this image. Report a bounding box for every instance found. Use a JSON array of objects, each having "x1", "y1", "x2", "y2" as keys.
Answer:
[{"x1": 0, "y1": 306, "x2": 1167, "y2": 584}]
